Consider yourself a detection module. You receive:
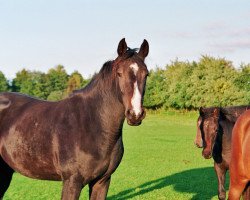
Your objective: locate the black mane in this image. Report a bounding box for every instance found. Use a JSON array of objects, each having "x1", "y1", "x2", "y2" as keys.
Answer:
[{"x1": 220, "y1": 105, "x2": 250, "y2": 122}]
